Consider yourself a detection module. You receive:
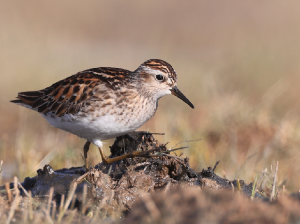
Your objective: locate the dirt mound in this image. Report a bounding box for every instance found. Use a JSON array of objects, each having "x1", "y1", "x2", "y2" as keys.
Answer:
[
  {"x1": 3, "y1": 131, "x2": 290, "y2": 223},
  {"x1": 14, "y1": 133, "x2": 257, "y2": 208}
]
